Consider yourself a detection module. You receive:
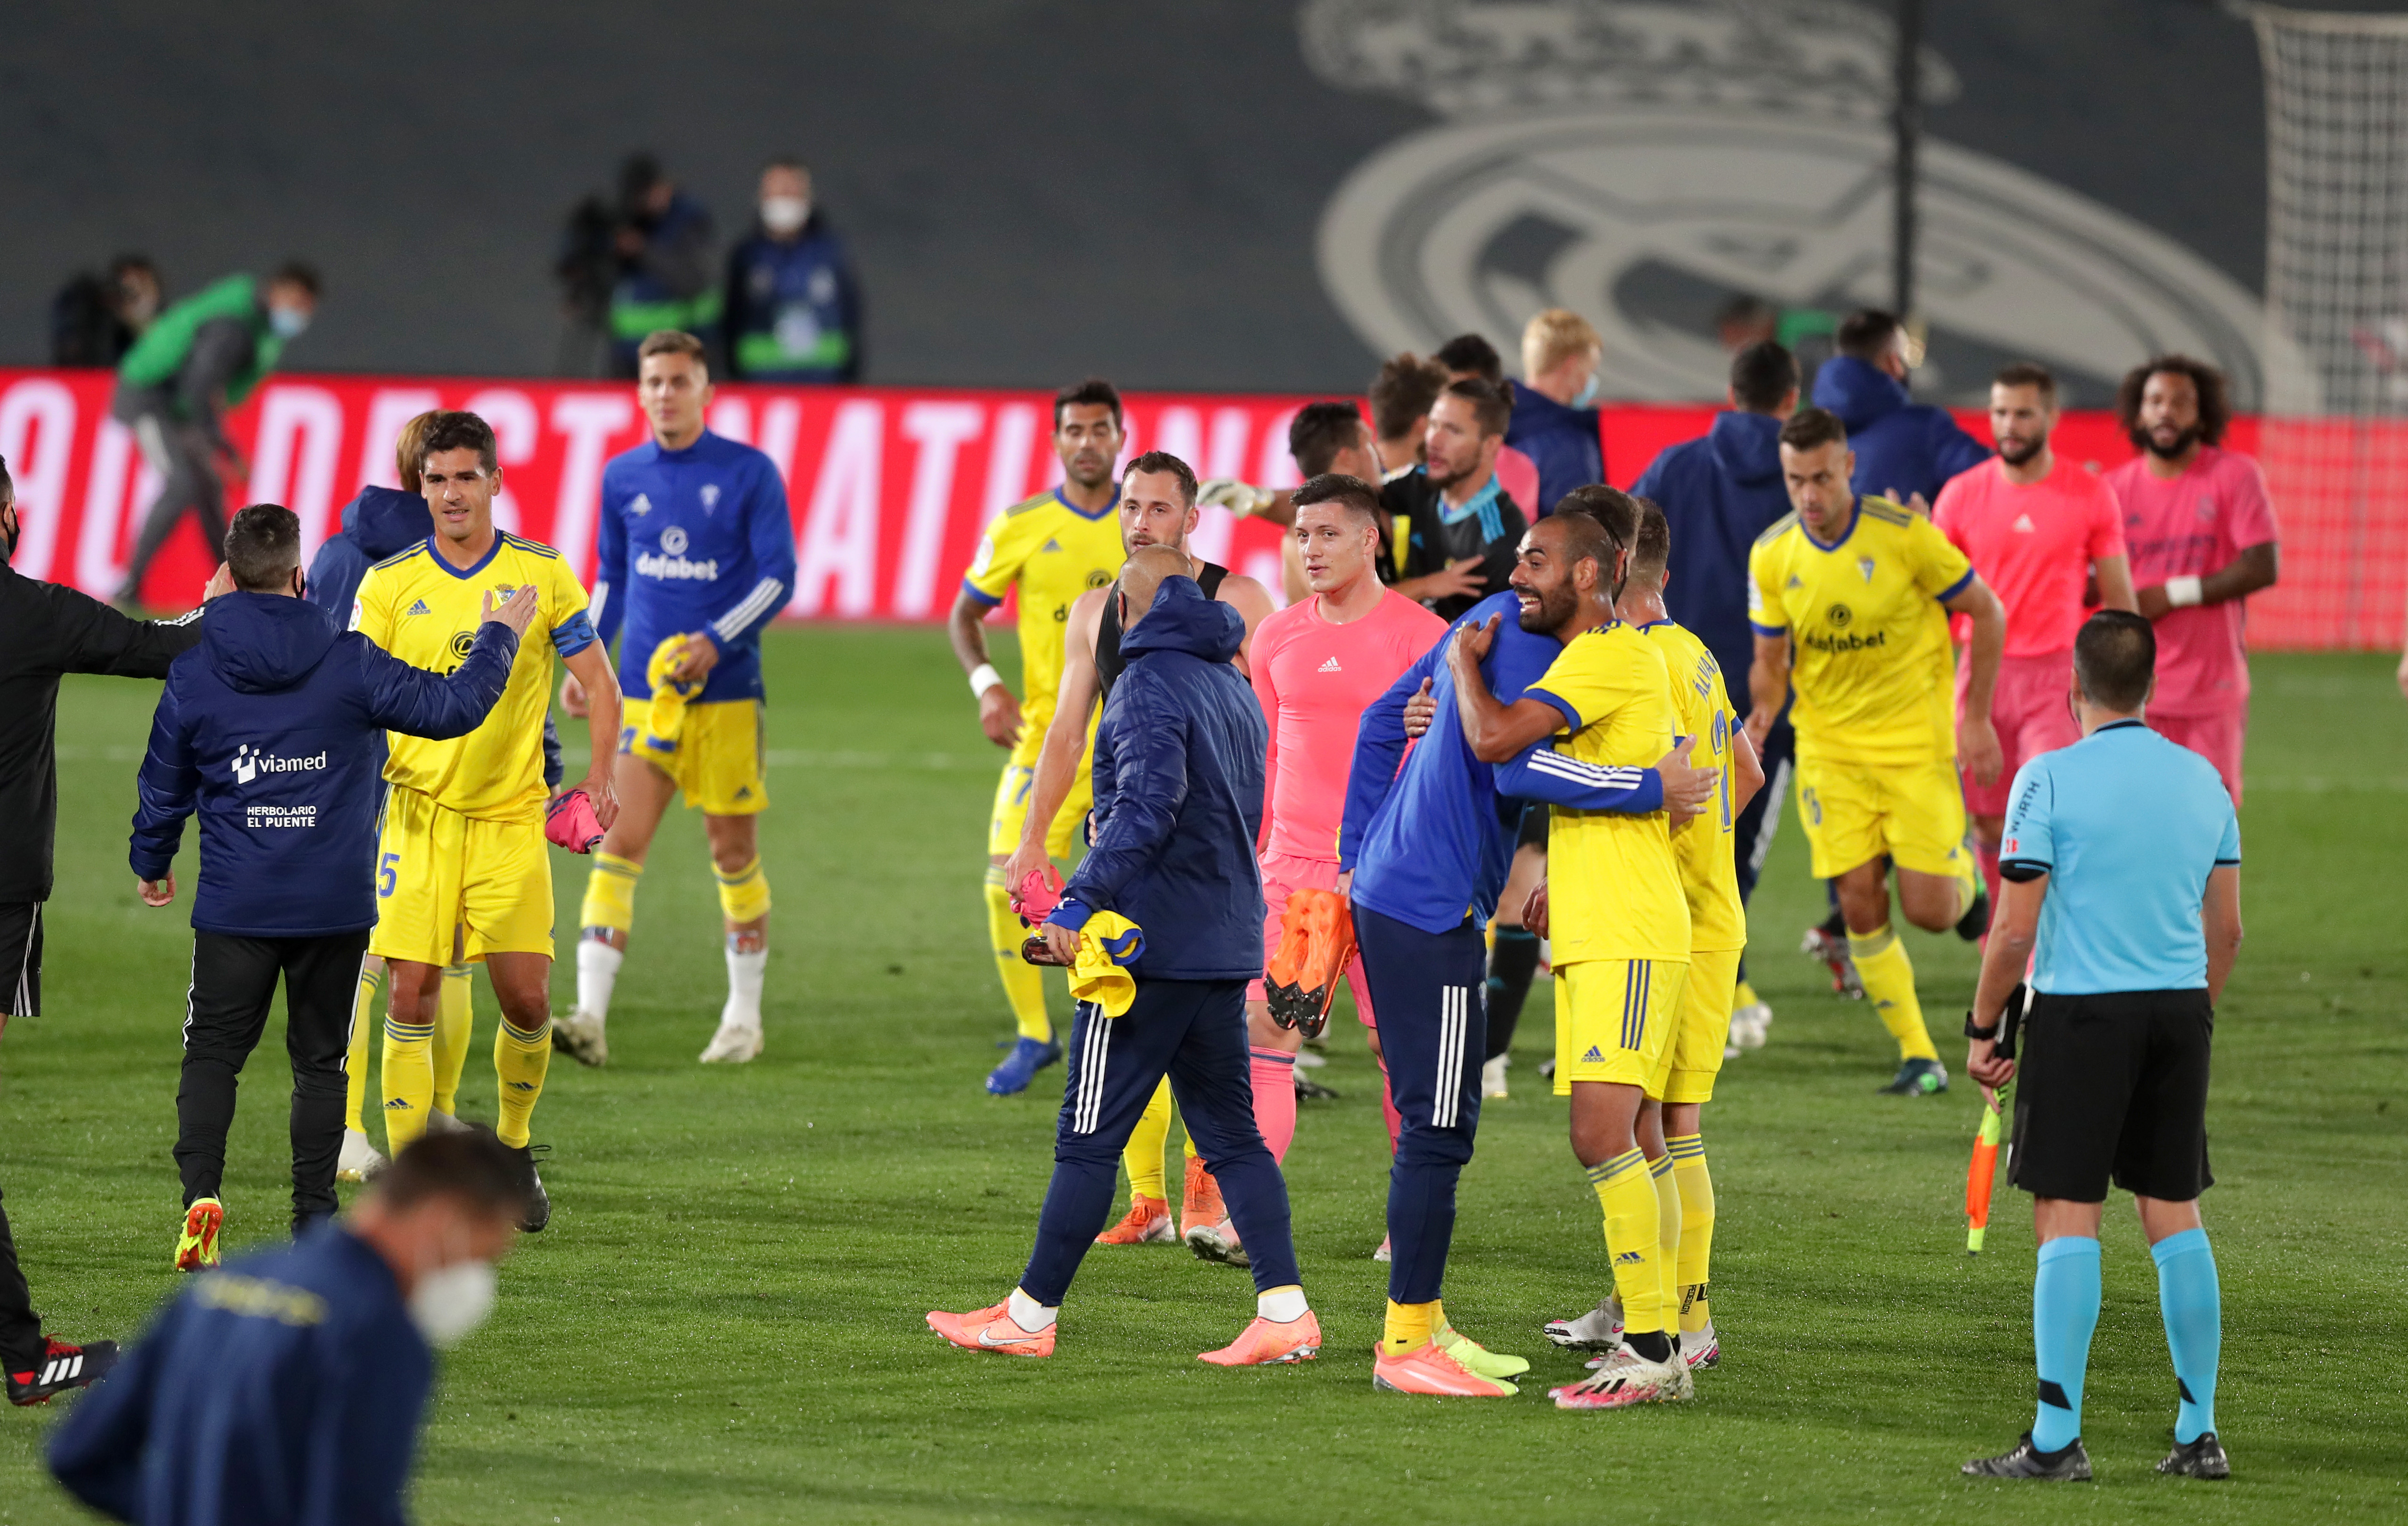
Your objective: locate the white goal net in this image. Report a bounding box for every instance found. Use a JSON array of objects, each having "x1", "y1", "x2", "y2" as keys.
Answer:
[{"x1": 2252, "y1": 3, "x2": 2408, "y2": 649}]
